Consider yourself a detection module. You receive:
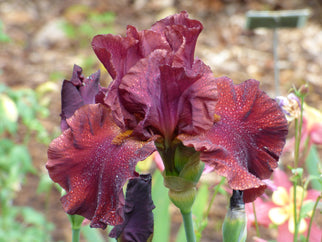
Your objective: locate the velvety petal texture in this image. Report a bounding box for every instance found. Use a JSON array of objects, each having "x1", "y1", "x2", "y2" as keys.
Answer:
[
  {"x1": 47, "y1": 104, "x2": 155, "y2": 228},
  {"x1": 119, "y1": 50, "x2": 217, "y2": 140},
  {"x1": 91, "y1": 11, "x2": 217, "y2": 140},
  {"x1": 109, "y1": 174, "x2": 155, "y2": 241},
  {"x1": 180, "y1": 77, "x2": 288, "y2": 202},
  {"x1": 60, "y1": 65, "x2": 100, "y2": 131}
]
